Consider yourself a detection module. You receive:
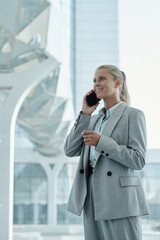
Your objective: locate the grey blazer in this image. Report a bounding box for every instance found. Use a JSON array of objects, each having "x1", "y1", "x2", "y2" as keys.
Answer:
[{"x1": 64, "y1": 102, "x2": 149, "y2": 221}]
